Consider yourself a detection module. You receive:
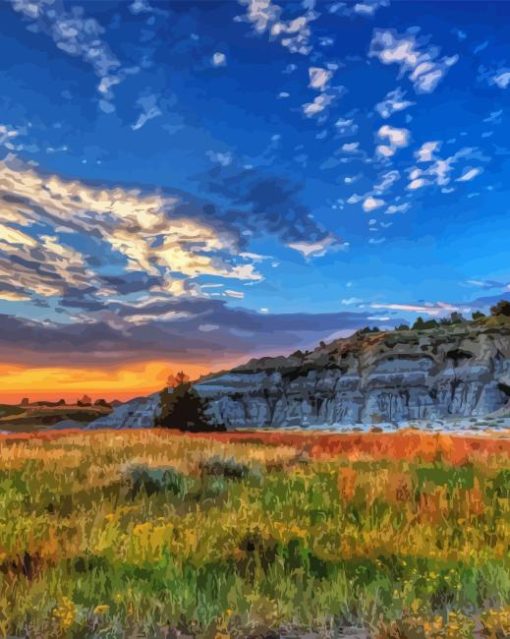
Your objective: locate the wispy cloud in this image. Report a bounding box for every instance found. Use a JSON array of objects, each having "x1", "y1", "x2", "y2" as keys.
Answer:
[
  {"x1": 415, "y1": 141, "x2": 440, "y2": 163},
  {"x1": 303, "y1": 93, "x2": 334, "y2": 117},
  {"x1": 238, "y1": 0, "x2": 317, "y2": 56},
  {"x1": 9, "y1": 0, "x2": 131, "y2": 112},
  {"x1": 308, "y1": 66, "x2": 333, "y2": 91},
  {"x1": 131, "y1": 94, "x2": 162, "y2": 131},
  {"x1": 375, "y1": 88, "x2": 415, "y2": 119},
  {"x1": 457, "y1": 167, "x2": 482, "y2": 182},
  {"x1": 0, "y1": 157, "x2": 265, "y2": 312},
  {"x1": 370, "y1": 28, "x2": 458, "y2": 94}
]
